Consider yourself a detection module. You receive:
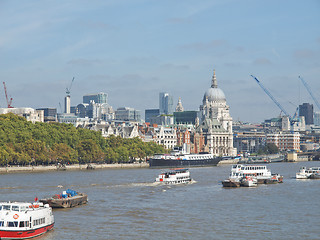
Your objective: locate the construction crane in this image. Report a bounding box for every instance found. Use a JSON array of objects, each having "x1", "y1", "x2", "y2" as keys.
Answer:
[
  {"x1": 299, "y1": 76, "x2": 320, "y2": 110},
  {"x1": 3, "y1": 82, "x2": 13, "y2": 108},
  {"x1": 250, "y1": 75, "x2": 291, "y2": 118},
  {"x1": 66, "y1": 77, "x2": 75, "y2": 96}
]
